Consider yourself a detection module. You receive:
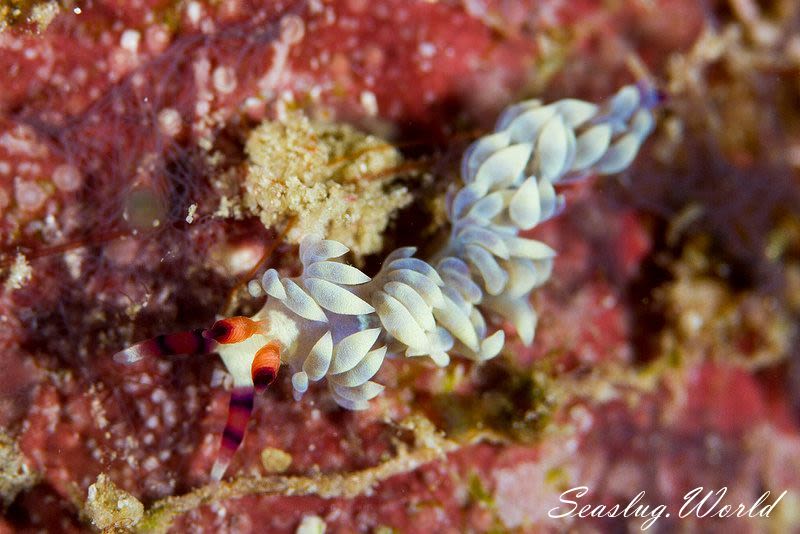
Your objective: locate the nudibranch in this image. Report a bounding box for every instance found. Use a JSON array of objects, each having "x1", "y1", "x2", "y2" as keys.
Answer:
[{"x1": 115, "y1": 84, "x2": 659, "y2": 481}]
